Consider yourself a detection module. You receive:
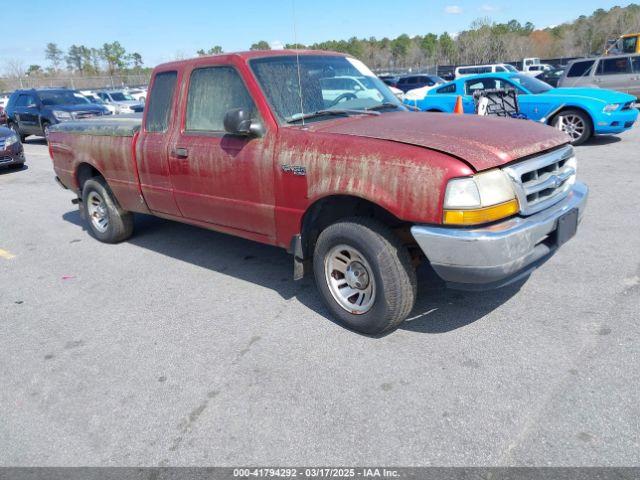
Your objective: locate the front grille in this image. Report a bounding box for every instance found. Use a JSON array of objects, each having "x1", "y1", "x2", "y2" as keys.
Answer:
[
  {"x1": 625, "y1": 121, "x2": 635, "y2": 128},
  {"x1": 74, "y1": 112, "x2": 101, "y2": 120},
  {"x1": 622, "y1": 102, "x2": 633, "y2": 111},
  {"x1": 0, "y1": 155, "x2": 12, "y2": 164},
  {"x1": 504, "y1": 145, "x2": 576, "y2": 216},
  {"x1": 0, "y1": 140, "x2": 5, "y2": 151}
]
